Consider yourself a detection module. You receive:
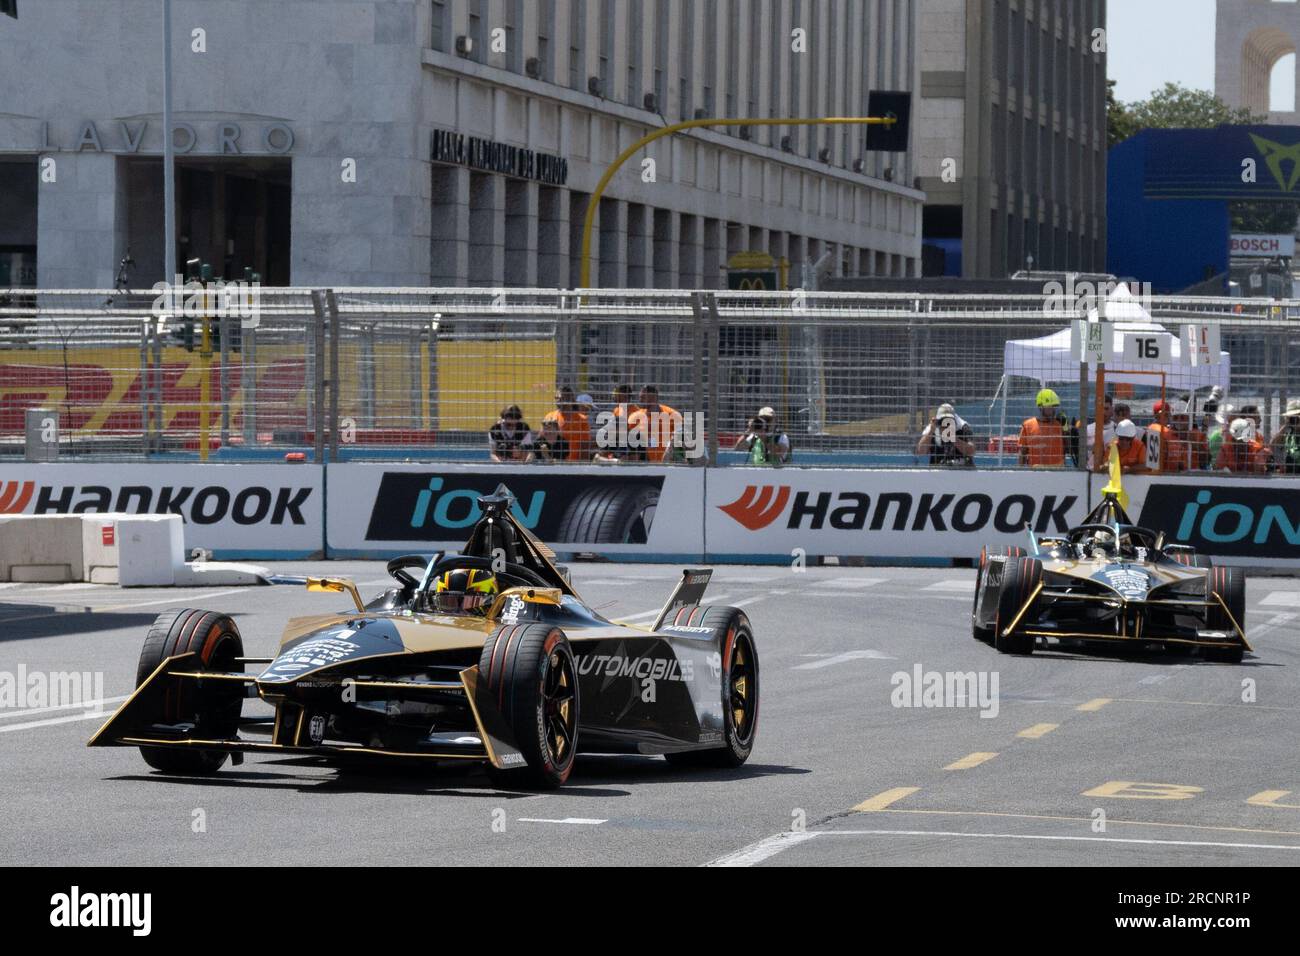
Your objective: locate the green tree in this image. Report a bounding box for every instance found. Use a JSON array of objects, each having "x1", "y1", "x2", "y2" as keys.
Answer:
[{"x1": 1113, "y1": 82, "x2": 1296, "y2": 234}]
